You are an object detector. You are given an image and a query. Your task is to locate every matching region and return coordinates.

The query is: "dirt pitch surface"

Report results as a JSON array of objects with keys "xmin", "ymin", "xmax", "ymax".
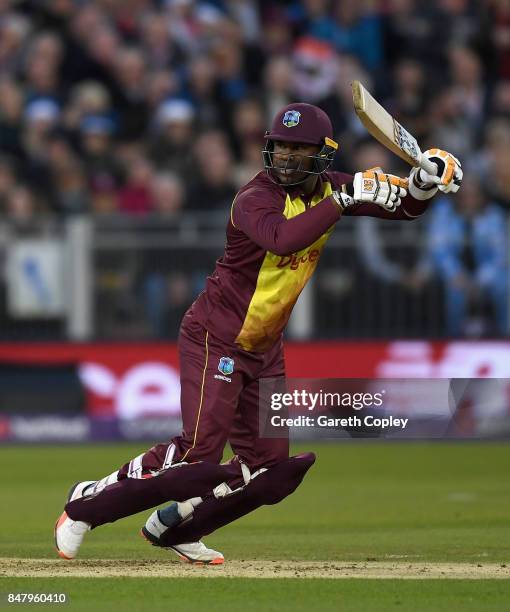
[{"xmin": 1, "ymin": 559, "xmax": 509, "ymax": 580}]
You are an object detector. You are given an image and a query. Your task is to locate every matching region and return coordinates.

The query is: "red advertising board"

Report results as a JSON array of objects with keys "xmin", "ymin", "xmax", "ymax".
[{"xmin": 1, "ymin": 341, "xmax": 510, "ymax": 418}]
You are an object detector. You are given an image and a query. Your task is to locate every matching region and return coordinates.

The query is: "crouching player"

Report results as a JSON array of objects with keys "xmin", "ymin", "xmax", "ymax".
[{"xmin": 55, "ymin": 103, "xmax": 462, "ymax": 564}]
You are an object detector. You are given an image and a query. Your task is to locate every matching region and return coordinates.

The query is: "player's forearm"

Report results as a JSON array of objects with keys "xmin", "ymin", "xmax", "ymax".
[
  {"xmin": 399, "ymin": 194, "xmax": 432, "ymax": 219},
  {"xmin": 254, "ymin": 197, "xmax": 341, "ymax": 256}
]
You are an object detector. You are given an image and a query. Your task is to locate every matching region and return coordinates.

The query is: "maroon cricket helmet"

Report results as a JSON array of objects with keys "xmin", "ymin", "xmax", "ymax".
[
  {"xmin": 264, "ymin": 102, "xmax": 334, "ymax": 145},
  {"xmin": 262, "ymin": 103, "xmax": 338, "ymax": 185}
]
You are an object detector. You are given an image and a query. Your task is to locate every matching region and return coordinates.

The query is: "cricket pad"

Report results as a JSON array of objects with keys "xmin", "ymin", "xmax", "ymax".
[{"xmin": 160, "ymin": 452, "xmax": 316, "ymax": 546}]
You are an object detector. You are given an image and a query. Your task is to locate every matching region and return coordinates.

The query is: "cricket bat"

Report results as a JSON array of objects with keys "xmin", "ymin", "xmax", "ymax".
[{"xmin": 352, "ymin": 80, "xmax": 437, "ymax": 176}]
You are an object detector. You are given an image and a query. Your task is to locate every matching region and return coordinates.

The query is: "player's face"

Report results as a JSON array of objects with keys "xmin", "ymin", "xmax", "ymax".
[{"xmin": 272, "ymin": 141, "xmax": 320, "ymax": 184}]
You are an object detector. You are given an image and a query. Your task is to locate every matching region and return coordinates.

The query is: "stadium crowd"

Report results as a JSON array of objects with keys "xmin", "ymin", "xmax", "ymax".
[{"xmin": 0, "ymin": 0, "xmax": 508, "ymax": 337}]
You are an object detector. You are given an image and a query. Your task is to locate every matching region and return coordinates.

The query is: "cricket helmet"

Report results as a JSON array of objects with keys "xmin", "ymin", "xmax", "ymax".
[{"xmin": 262, "ymin": 103, "xmax": 338, "ymax": 184}]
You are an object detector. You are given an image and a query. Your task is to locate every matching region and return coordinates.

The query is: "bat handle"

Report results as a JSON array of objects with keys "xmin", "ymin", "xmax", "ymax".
[{"xmin": 420, "ymin": 156, "xmax": 438, "ymax": 177}]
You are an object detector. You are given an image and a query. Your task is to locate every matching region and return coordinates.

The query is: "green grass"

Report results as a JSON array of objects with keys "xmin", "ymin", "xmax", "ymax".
[
  {"xmin": 1, "ymin": 578, "xmax": 510, "ymax": 612},
  {"xmin": 1, "ymin": 442, "xmax": 509, "ymax": 610}
]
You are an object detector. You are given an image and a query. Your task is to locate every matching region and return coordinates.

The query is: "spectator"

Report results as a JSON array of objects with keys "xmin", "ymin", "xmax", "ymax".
[
  {"xmin": 259, "ymin": 7, "xmax": 294, "ymax": 56},
  {"xmin": 148, "ymin": 99, "xmax": 196, "ymax": 180},
  {"xmin": 289, "ymin": 0, "xmax": 336, "ymax": 43},
  {"xmin": 21, "ymin": 99, "xmax": 61, "ymax": 199},
  {"xmin": 79, "ymin": 115, "xmax": 123, "ymax": 215},
  {"xmin": 210, "ymin": 38, "xmax": 248, "ymax": 110},
  {"xmin": 145, "ymin": 69, "xmax": 180, "ymax": 115},
  {"xmin": 5, "ymin": 186, "xmax": 42, "ymax": 233},
  {"xmin": 490, "ymin": 79, "xmax": 510, "ymax": 118},
  {"xmin": 468, "ymin": 117, "xmax": 510, "ymax": 209},
  {"xmin": 0, "ymin": 79, "xmax": 24, "ymax": 158},
  {"xmin": 231, "ymin": 98, "xmax": 265, "ymax": 185},
  {"xmin": 263, "ymin": 55, "xmax": 293, "ymax": 122},
  {"xmin": 187, "ymin": 130, "xmax": 237, "ymax": 211},
  {"xmin": 117, "ymin": 155, "xmax": 154, "ymax": 216},
  {"xmin": 141, "ymin": 11, "xmax": 186, "ymax": 70},
  {"xmin": 489, "ymin": 0, "xmax": 510, "ymax": 79},
  {"xmin": 63, "ymin": 81, "xmax": 112, "ymax": 133},
  {"xmin": 46, "ymin": 135, "xmax": 88, "ymax": 214},
  {"xmin": 225, "ymin": 0, "xmax": 261, "ymax": 44},
  {"xmin": 113, "ymin": 47, "xmax": 149, "ymax": 140},
  {"xmin": 291, "ymin": 36, "xmax": 339, "ymax": 104},
  {"xmin": 428, "ymin": 177, "xmax": 508, "ymax": 336},
  {"xmin": 354, "ymin": 142, "xmax": 430, "ymax": 293},
  {"xmin": 333, "ymin": 2, "xmax": 384, "ymax": 72},
  {"xmin": 382, "ymin": 1, "xmax": 447, "ymax": 75},
  {"xmin": 427, "ymin": 87, "xmax": 474, "ymax": 163},
  {"xmin": 151, "ymin": 172, "xmax": 185, "ymax": 217},
  {"xmin": 0, "ymin": 13, "xmax": 31, "ymax": 73},
  {"xmin": 184, "ymin": 55, "xmax": 222, "ymax": 128},
  {"xmin": 386, "ymin": 58, "xmax": 429, "ymax": 144},
  {"xmin": 165, "ymin": 0, "xmax": 208, "ymax": 55},
  {"xmin": 24, "ymin": 32, "xmax": 63, "ymax": 101},
  {"xmin": 231, "ymin": 98, "xmax": 265, "ymax": 154},
  {"xmin": 0, "ymin": 157, "xmax": 17, "ymax": 211},
  {"xmin": 448, "ymin": 46, "xmax": 487, "ymax": 147}
]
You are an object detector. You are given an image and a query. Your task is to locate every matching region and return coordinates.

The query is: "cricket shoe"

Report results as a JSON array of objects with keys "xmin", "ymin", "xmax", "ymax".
[
  {"xmin": 141, "ymin": 506, "xmax": 224, "ymax": 565},
  {"xmin": 54, "ymin": 480, "xmax": 95, "ymax": 560}
]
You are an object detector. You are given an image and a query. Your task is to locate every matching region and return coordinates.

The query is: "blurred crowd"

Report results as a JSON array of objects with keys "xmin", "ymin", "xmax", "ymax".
[{"xmin": 0, "ymin": 0, "xmax": 509, "ymax": 337}]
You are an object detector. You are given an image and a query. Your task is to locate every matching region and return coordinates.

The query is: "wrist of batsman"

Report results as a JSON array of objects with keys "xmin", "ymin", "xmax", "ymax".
[{"xmin": 331, "ymin": 190, "xmax": 354, "ymax": 211}]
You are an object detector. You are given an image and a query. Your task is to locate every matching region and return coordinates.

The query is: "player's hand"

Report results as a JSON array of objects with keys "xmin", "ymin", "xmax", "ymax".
[
  {"xmin": 352, "ymin": 169, "xmax": 408, "ymax": 212},
  {"xmin": 416, "ymin": 149, "xmax": 463, "ymax": 194}
]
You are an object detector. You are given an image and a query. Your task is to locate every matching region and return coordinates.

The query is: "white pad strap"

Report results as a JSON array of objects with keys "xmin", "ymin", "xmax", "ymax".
[
  {"xmin": 88, "ymin": 470, "xmax": 118, "ymax": 495},
  {"xmin": 212, "ymin": 462, "xmax": 267, "ymax": 499}
]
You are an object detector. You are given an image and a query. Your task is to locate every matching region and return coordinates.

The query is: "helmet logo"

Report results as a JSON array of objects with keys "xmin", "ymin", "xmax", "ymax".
[{"xmin": 282, "ymin": 110, "xmax": 301, "ymax": 128}]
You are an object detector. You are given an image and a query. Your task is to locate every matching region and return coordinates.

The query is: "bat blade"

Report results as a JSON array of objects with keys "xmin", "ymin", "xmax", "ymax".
[{"xmin": 352, "ymin": 80, "xmax": 436, "ymax": 175}]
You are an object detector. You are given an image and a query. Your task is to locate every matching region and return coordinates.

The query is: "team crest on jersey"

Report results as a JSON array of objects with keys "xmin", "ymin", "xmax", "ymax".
[
  {"xmin": 283, "ymin": 110, "xmax": 301, "ymax": 128},
  {"xmin": 218, "ymin": 357, "xmax": 234, "ymax": 375}
]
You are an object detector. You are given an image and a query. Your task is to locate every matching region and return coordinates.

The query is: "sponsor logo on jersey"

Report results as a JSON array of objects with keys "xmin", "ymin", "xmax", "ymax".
[
  {"xmin": 276, "ymin": 248, "xmax": 321, "ymax": 271},
  {"xmin": 218, "ymin": 356, "xmax": 234, "ymax": 375},
  {"xmin": 283, "ymin": 110, "xmax": 301, "ymax": 128}
]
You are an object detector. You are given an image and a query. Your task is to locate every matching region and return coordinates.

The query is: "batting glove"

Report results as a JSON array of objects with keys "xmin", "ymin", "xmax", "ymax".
[
  {"xmin": 409, "ymin": 149, "xmax": 463, "ymax": 200},
  {"xmin": 351, "ymin": 169, "xmax": 408, "ymax": 212}
]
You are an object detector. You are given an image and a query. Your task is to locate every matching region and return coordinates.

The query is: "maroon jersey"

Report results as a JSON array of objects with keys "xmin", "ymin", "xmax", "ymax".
[{"xmin": 188, "ymin": 170, "xmax": 428, "ymax": 353}]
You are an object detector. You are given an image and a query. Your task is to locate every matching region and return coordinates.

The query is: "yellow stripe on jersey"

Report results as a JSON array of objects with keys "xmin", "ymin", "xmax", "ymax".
[{"xmin": 235, "ymin": 181, "xmax": 335, "ymax": 352}]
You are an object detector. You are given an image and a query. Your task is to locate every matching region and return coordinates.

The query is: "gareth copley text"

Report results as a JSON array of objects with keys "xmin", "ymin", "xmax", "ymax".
[{"xmin": 270, "ymin": 414, "xmax": 409, "ymax": 430}]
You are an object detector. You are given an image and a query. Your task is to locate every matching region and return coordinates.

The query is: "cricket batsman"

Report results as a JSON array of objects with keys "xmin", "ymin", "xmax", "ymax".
[{"xmin": 55, "ymin": 103, "xmax": 462, "ymax": 564}]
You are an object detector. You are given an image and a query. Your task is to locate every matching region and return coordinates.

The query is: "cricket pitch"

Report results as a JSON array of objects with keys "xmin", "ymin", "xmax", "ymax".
[{"xmin": 1, "ymin": 558, "xmax": 509, "ymax": 579}]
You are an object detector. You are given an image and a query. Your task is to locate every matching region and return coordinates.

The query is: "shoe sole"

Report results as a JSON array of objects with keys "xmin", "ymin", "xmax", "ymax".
[
  {"xmin": 139, "ymin": 529, "xmax": 224, "ymax": 565},
  {"xmin": 169, "ymin": 547, "xmax": 225, "ymax": 565},
  {"xmin": 140, "ymin": 527, "xmax": 162, "ymax": 547}
]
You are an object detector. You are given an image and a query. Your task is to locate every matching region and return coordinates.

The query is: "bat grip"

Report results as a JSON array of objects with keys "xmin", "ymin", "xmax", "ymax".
[{"xmin": 420, "ymin": 156, "xmax": 438, "ymax": 176}]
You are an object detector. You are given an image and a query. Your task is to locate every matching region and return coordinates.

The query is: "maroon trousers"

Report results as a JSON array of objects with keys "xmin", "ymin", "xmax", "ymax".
[{"xmin": 119, "ymin": 314, "xmax": 289, "ymax": 478}]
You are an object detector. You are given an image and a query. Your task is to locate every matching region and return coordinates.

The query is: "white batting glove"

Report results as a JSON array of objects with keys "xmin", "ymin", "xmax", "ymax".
[
  {"xmin": 351, "ymin": 169, "xmax": 408, "ymax": 212},
  {"xmin": 410, "ymin": 149, "xmax": 463, "ymax": 200}
]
